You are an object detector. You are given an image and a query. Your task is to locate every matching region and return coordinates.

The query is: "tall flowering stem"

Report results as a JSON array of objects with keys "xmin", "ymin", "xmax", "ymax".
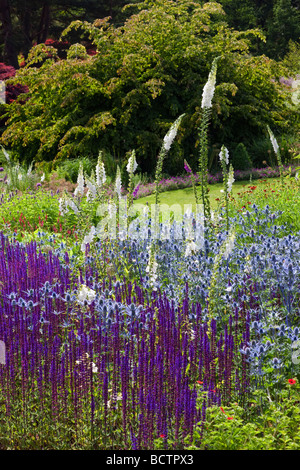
[
  {"xmin": 127, "ymin": 150, "xmax": 138, "ymax": 208},
  {"xmin": 219, "ymin": 146, "xmax": 234, "ymax": 232},
  {"xmin": 267, "ymin": 126, "xmax": 284, "ymax": 186},
  {"xmin": 155, "ymin": 114, "xmax": 185, "ymax": 206},
  {"xmin": 207, "ymin": 228, "xmax": 235, "ymax": 334},
  {"xmin": 198, "ymin": 57, "xmax": 220, "ymax": 225},
  {"xmin": 146, "ymin": 243, "xmax": 158, "ymax": 291},
  {"xmin": 114, "ymin": 165, "xmax": 122, "ymax": 230}
]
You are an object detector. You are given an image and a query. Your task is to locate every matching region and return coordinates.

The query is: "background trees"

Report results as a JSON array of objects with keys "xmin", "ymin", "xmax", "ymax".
[
  {"xmin": 0, "ymin": 0, "xmax": 140, "ymax": 67},
  {"xmin": 0, "ymin": 0, "xmax": 297, "ymax": 175},
  {"xmin": 1, "ymin": 0, "xmax": 300, "ymax": 67},
  {"xmin": 219, "ymin": 0, "xmax": 300, "ymax": 59}
]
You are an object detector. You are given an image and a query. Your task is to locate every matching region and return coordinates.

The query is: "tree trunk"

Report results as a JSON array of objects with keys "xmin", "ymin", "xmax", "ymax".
[
  {"xmin": 0, "ymin": 0, "xmax": 19, "ymax": 68},
  {"xmin": 37, "ymin": 1, "xmax": 50, "ymax": 44},
  {"xmin": 21, "ymin": 0, "xmax": 32, "ymax": 59}
]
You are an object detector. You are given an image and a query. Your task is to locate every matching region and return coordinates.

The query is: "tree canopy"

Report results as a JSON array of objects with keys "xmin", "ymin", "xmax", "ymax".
[{"xmin": 0, "ymin": 0, "xmax": 298, "ymax": 174}]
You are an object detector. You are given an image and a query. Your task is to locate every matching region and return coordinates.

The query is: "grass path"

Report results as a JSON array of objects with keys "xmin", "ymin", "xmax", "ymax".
[{"xmin": 134, "ymin": 178, "xmax": 281, "ymax": 211}]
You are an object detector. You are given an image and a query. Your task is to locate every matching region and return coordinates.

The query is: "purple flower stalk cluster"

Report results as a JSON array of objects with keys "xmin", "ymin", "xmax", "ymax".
[
  {"xmin": 0, "ymin": 233, "xmax": 249, "ymax": 449},
  {"xmin": 0, "ymin": 202, "xmax": 299, "ymax": 449}
]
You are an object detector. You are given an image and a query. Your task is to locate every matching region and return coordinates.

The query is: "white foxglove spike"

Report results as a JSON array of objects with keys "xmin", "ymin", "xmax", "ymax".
[
  {"xmin": 0, "ymin": 145, "xmax": 10, "ymax": 162},
  {"xmin": 115, "ymin": 165, "xmax": 122, "ymax": 197},
  {"xmin": 126, "ymin": 150, "xmax": 138, "ymax": 174},
  {"xmin": 219, "ymin": 145, "xmax": 229, "ymax": 165},
  {"xmin": 96, "ymin": 151, "xmax": 106, "ymax": 187},
  {"xmin": 74, "ymin": 162, "xmax": 85, "ymax": 196},
  {"xmin": 85, "ymin": 177, "xmax": 97, "ymax": 201},
  {"xmin": 201, "ymin": 57, "xmax": 220, "ymax": 109},
  {"xmin": 162, "ymin": 113, "xmax": 185, "ymax": 152},
  {"xmin": 223, "ymin": 230, "xmax": 235, "ymax": 260},
  {"xmin": 78, "ymin": 285, "xmax": 96, "ymax": 304},
  {"xmin": 267, "ymin": 126, "xmax": 279, "ymax": 155}
]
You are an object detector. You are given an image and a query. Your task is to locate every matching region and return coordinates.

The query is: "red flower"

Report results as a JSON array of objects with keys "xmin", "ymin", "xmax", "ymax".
[
  {"xmin": 227, "ymin": 417, "xmax": 233, "ymax": 420},
  {"xmin": 220, "ymin": 407, "xmax": 225, "ymax": 413},
  {"xmin": 288, "ymin": 379, "xmax": 297, "ymax": 385},
  {"xmin": 160, "ymin": 434, "xmax": 166, "ymax": 438},
  {"xmin": 197, "ymin": 380, "xmax": 203, "ymax": 384}
]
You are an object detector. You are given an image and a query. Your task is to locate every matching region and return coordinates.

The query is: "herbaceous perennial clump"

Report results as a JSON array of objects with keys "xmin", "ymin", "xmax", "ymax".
[
  {"xmin": 0, "ymin": 57, "xmax": 299, "ymax": 450},
  {"xmin": 0, "ymin": 200, "xmax": 299, "ymax": 449}
]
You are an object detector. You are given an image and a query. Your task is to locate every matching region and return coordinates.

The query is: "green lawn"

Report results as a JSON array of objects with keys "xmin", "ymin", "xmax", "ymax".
[{"xmin": 134, "ymin": 178, "xmax": 279, "ymax": 211}]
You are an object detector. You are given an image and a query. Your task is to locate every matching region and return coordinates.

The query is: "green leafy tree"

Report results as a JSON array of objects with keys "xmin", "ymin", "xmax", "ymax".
[
  {"xmin": 0, "ymin": 0, "xmax": 140, "ymax": 66},
  {"xmin": 0, "ymin": 0, "xmax": 297, "ymax": 173},
  {"xmin": 218, "ymin": 0, "xmax": 300, "ymax": 59}
]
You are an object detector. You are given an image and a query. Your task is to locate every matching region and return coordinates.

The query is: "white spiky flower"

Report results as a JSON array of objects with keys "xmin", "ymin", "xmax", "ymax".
[
  {"xmin": 40, "ymin": 173, "xmax": 45, "ymax": 182},
  {"xmin": 18, "ymin": 172, "xmax": 22, "ymax": 181},
  {"xmin": 185, "ymin": 240, "xmax": 198, "ymax": 257},
  {"xmin": 81, "ymin": 225, "xmax": 96, "ymax": 253},
  {"xmin": 126, "ymin": 150, "xmax": 138, "ymax": 174},
  {"xmin": 107, "ymin": 200, "xmax": 117, "ymax": 218},
  {"xmin": 66, "ymin": 197, "xmax": 79, "ymax": 214},
  {"xmin": 74, "ymin": 162, "xmax": 85, "ymax": 196},
  {"xmin": 27, "ymin": 162, "xmax": 33, "ymax": 176},
  {"xmin": 146, "ymin": 244, "xmax": 158, "ymax": 289},
  {"xmin": 85, "ymin": 177, "xmax": 97, "ymax": 201},
  {"xmin": 219, "ymin": 145, "xmax": 229, "ymax": 165},
  {"xmin": 267, "ymin": 126, "xmax": 279, "ymax": 155},
  {"xmin": 96, "ymin": 152, "xmax": 106, "ymax": 187},
  {"xmin": 59, "ymin": 194, "xmax": 79, "ymax": 214},
  {"xmin": 115, "ymin": 165, "xmax": 122, "ymax": 198},
  {"xmin": 227, "ymin": 164, "xmax": 235, "ymax": 193},
  {"xmin": 201, "ymin": 57, "xmax": 219, "ymax": 109},
  {"xmin": 162, "ymin": 113, "xmax": 185, "ymax": 152},
  {"xmin": 77, "ymin": 284, "xmax": 96, "ymax": 304},
  {"xmin": 223, "ymin": 230, "xmax": 235, "ymax": 260},
  {"xmin": 0, "ymin": 145, "xmax": 10, "ymax": 162},
  {"xmin": 58, "ymin": 196, "xmax": 68, "ymax": 215}
]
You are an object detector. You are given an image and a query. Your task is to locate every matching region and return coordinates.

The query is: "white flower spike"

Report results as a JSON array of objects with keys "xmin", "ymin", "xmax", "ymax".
[
  {"xmin": 267, "ymin": 126, "xmax": 279, "ymax": 156},
  {"xmin": 74, "ymin": 162, "xmax": 85, "ymax": 196},
  {"xmin": 163, "ymin": 113, "xmax": 185, "ymax": 152},
  {"xmin": 201, "ymin": 57, "xmax": 220, "ymax": 109},
  {"xmin": 126, "ymin": 150, "xmax": 138, "ymax": 174}
]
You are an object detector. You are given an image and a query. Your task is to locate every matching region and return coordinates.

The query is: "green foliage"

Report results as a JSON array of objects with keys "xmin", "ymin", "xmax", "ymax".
[
  {"xmin": 0, "ymin": 1, "xmax": 296, "ymax": 175},
  {"xmin": 67, "ymin": 43, "xmax": 88, "ymax": 60},
  {"xmin": 0, "ymin": 146, "xmax": 41, "ymax": 191},
  {"xmin": 247, "ymin": 137, "xmax": 276, "ymax": 167},
  {"xmin": 186, "ymin": 384, "xmax": 300, "ymax": 450},
  {"xmin": 0, "ymin": 190, "xmax": 61, "ymax": 233},
  {"xmin": 281, "ymin": 40, "xmax": 300, "ymax": 75},
  {"xmin": 218, "ymin": 0, "xmax": 300, "ymax": 60},
  {"xmin": 232, "ymin": 143, "xmax": 252, "ymax": 170},
  {"xmin": 232, "ymin": 176, "xmax": 300, "ymax": 231},
  {"xmin": 55, "ymin": 156, "xmax": 97, "ymax": 183}
]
